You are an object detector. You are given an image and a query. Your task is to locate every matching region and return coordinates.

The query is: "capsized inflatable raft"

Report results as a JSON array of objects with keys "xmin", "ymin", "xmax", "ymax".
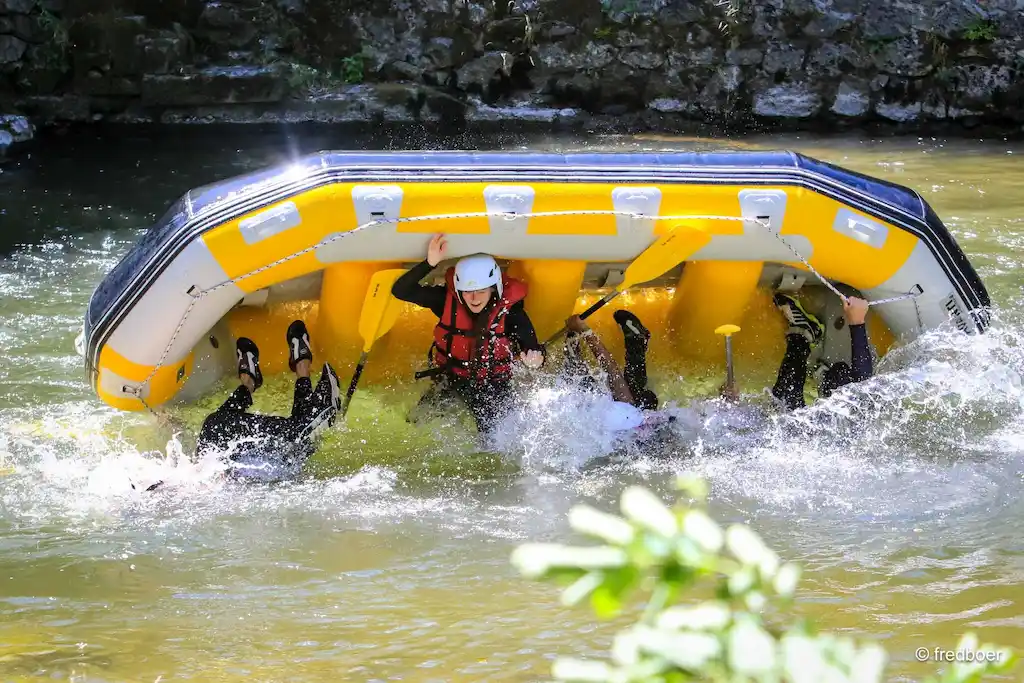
[{"xmin": 80, "ymin": 151, "xmax": 990, "ymax": 412}]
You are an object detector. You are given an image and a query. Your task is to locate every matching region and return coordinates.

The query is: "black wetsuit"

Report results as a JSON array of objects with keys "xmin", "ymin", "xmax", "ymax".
[
  {"xmin": 623, "ymin": 336, "xmax": 659, "ymax": 411},
  {"xmin": 195, "ymin": 377, "xmax": 328, "ymax": 478},
  {"xmin": 562, "ymin": 329, "xmax": 659, "ymax": 411},
  {"xmin": 392, "ymin": 259, "xmax": 544, "ymax": 433},
  {"xmin": 561, "ymin": 322, "xmax": 676, "ymax": 459},
  {"xmin": 770, "ymin": 323, "xmax": 873, "ymax": 411}
]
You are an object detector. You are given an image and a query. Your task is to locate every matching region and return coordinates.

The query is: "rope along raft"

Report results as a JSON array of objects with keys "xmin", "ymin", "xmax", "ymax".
[{"xmin": 133, "ymin": 210, "xmax": 924, "ymax": 398}]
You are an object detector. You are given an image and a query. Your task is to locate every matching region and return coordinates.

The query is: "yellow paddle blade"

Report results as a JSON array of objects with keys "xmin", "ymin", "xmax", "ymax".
[
  {"xmin": 358, "ymin": 269, "xmax": 407, "ymax": 353},
  {"xmin": 619, "ymin": 226, "xmax": 712, "ymax": 291},
  {"xmin": 715, "ymin": 324, "xmax": 741, "ymax": 336}
]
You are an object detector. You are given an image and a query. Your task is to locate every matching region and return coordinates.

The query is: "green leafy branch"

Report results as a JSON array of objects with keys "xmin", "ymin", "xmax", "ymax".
[
  {"xmin": 283, "ymin": 49, "xmax": 366, "ymax": 96},
  {"xmin": 338, "ymin": 54, "xmax": 364, "ymax": 84},
  {"xmin": 511, "ymin": 476, "xmax": 1017, "ymax": 683},
  {"xmin": 962, "ymin": 18, "xmax": 997, "ymax": 42}
]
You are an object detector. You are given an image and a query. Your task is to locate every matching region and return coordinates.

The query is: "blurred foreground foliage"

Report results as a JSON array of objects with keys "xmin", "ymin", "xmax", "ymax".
[{"xmin": 511, "ymin": 476, "xmax": 1017, "ymax": 683}]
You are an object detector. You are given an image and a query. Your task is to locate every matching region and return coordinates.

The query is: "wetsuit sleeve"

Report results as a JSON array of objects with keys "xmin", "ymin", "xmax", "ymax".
[
  {"xmin": 849, "ymin": 323, "xmax": 873, "ymax": 382},
  {"xmin": 506, "ymin": 302, "xmax": 545, "ymax": 362},
  {"xmin": 392, "ymin": 260, "xmax": 446, "ymax": 318}
]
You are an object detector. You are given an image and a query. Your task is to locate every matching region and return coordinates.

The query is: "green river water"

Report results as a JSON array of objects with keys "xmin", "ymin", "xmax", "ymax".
[{"xmin": 0, "ymin": 127, "xmax": 1022, "ymax": 682}]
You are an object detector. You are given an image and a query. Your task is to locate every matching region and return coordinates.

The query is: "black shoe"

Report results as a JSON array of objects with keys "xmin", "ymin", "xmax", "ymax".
[
  {"xmin": 286, "ymin": 320, "xmax": 313, "ymax": 372},
  {"xmin": 773, "ymin": 293, "xmax": 824, "ymax": 347},
  {"xmin": 613, "ymin": 310, "xmax": 651, "ymax": 349},
  {"xmin": 305, "ymin": 363, "xmax": 342, "ymax": 433},
  {"xmin": 319, "ymin": 362, "xmax": 342, "ymax": 414},
  {"xmin": 236, "ymin": 337, "xmax": 263, "ymax": 390}
]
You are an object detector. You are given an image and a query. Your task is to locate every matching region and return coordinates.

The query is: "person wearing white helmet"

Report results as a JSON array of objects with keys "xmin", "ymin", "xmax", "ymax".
[
  {"xmin": 392, "ymin": 233, "xmax": 545, "ymax": 433},
  {"xmin": 563, "ymin": 312, "xmax": 657, "ymax": 409},
  {"xmin": 560, "ymin": 312, "xmax": 676, "ymax": 448}
]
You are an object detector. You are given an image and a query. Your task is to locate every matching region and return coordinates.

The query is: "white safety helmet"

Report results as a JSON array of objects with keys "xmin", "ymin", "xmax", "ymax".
[{"xmin": 454, "ymin": 254, "xmax": 503, "ymax": 299}]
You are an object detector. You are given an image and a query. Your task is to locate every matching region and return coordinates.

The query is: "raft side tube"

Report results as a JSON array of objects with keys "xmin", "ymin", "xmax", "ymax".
[
  {"xmin": 85, "ymin": 151, "xmax": 986, "ymax": 344},
  {"xmin": 81, "ymin": 151, "xmax": 990, "ymax": 412}
]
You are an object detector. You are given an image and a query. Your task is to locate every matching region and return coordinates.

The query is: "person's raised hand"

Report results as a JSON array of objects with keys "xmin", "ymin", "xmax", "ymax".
[
  {"xmin": 427, "ymin": 233, "xmax": 447, "ymax": 267},
  {"xmin": 843, "ymin": 296, "xmax": 869, "ymax": 326},
  {"xmin": 565, "ymin": 315, "xmax": 589, "ymax": 334},
  {"xmin": 521, "ymin": 349, "xmax": 544, "ymax": 369}
]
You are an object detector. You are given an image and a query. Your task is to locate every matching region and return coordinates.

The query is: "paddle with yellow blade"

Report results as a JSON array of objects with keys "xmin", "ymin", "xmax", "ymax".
[
  {"xmin": 339, "ymin": 268, "xmax": 407, "ymax": 419},
  {"xmin": 715, "ymin": 323, "xmax": 741, "ymax": 402},
  {"xmin": 542, "ymin": 225, "xmax": 712, "ymax": 345}
]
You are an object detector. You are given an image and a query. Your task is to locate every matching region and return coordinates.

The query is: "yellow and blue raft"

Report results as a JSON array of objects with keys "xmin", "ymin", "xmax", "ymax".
[{"xmin": 78, "ymin": 150, "xmax": 990, "ymax": 412}]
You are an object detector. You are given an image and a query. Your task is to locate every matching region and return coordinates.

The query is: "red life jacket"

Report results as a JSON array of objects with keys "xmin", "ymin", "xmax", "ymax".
[{"xmin": 432, "ymin": 268, "xmax": 529, "ymax": 382}]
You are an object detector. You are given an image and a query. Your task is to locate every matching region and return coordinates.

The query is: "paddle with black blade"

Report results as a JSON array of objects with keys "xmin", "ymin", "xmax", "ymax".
[
  {"xmin": 542, "ymin": 226, "xmax": 712, "ymax": 345},
  {"xmin": 339, "ymin": 268, "xmax": 408, "ymax": 419}
]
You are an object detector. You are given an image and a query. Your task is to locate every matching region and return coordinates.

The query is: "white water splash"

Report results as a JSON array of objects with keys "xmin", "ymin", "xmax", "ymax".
[
  {"xmin": 1, "ymin": 308, "xmax": 1022, "ymax": 537},
  {"xmin": 487, "ymin": 383, "xmax": 640, "ymax": 470},
  {"xmin": 671, "ymin": 314, "xmax": 1024, "ymax": 522},
  {"xmin": 468, "ymin": 310, "xmax": 1024, "ymax": 530}
]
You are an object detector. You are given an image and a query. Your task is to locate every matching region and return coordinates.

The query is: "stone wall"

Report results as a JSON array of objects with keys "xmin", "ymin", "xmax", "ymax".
[{"xmin": 1, "ymin": 0, "xmax": 1023, "ymax": 135}]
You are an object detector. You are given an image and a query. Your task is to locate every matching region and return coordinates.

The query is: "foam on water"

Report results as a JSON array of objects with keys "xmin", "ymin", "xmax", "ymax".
[
  {"xmin": 5, "ymin": 131, "xmax": 1024, "ymax": 683},
  {"xmin": 3, "ymin": 308, "xmax": 1023, "ymax": 530},
  {"xmin": 487, "ymin": 380, "xmax": 646, "ymax": 470},
  {"xmin": 2, "ymin": 221, "xmax": 1018, "ymax": 548},
  {"xmin": 471, "ymin": 309, "xmax": 1024, "ymax": 536}
]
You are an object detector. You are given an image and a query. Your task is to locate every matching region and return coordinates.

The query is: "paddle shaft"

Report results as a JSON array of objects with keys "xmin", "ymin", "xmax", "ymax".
[
  {"xmin": 724, "ymin": 335, "xmax": 735, "ymax": 389},
  {"xmin": 543, "ymin": 290, "xmax": 619, "ymax": 345},
  {"xmin": 340, "ymin": 351, "xmax": 369, "ymax": 417}
]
